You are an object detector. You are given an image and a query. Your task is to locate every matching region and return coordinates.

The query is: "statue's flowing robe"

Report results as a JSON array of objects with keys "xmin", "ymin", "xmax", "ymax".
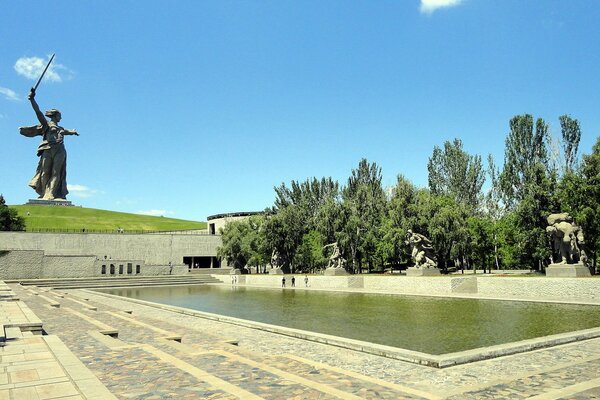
[{"xmin": 19, "ymin": 124, "xmax": 68, "ymax": 199}]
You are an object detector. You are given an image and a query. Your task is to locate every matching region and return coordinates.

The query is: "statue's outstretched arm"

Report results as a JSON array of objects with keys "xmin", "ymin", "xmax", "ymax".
[
  {"xmin": 28, "ymin": 89, "xmax": 48, "ymax": 128},
  {"xmin": 64, "ymin": 129, "xmax": 79, "ymax": 136}
]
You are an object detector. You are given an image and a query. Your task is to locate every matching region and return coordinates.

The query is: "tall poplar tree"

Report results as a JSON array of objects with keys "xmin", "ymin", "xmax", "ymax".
[
  {"xmin": 559, "ymin": 114, "xmax": 581, "ymax": 173},
  {"xmin": 427, "ymin": 138, "xmax": 485, "ymax": 211}
]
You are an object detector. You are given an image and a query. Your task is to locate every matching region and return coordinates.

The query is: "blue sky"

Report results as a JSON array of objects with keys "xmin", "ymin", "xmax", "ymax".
[{"xmin": 1, "ymin": 1, "xmax": 599, "ymax": 221}]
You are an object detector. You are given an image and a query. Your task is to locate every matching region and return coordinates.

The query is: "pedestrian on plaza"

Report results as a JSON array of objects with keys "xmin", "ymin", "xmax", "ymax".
[
  {"xmin": 168, "ymin": 261, "xmax": 173, "ymax": 275},
  {"xmin": 291, "ymin": 276, "xmax": 295, "ymax": 287},
  {"xmin": 282, "ymin": 277, "xmax": 286, "ymax": 287},
  {"xmin": 304, "ymin": 275, "xmax": 309, "ymax": 287}
]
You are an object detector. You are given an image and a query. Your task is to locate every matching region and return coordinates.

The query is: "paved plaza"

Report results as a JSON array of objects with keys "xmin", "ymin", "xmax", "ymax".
[{"xmin": 2, "ymin": 283, "xmax": 600, "ymax": 399}]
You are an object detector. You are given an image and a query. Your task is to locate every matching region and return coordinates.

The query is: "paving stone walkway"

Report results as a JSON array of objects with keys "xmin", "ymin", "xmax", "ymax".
[{"xmin": 6, "ymin": 284, "xmax": 600, "ymax": 399}]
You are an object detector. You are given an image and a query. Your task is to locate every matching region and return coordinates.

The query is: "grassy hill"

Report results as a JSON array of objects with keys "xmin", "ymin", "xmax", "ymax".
[{"xmin": 11, "ymin": 205, "xmax": 207, "ymax": 232}]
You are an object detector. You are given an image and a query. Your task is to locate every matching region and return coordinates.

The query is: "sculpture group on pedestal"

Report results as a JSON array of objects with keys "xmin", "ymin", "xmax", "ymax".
[
  {"xmin": 545, "ymin": 213, "xmax": 591, "ymax": 277},
  {"xmin": 404, "ymin": 230, "xmax": 440, "ymax": 276},
  {"xmin": 268, "ymin": 249, "xmax": 284, "ymax": 274},
  {"xmin": 405, "ymin": 230, "xmax": 437, "ymax": 269},
  {"xmin": 546, "ymin": 213, "xmax": 588, "ymax": 265},
  {"xmin": 323, "ymin": 242, "xmax": 349, "ymax": 275}
]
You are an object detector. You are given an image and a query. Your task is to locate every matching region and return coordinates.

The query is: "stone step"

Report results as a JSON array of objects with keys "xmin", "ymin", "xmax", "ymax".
[
  {"xmin": 44, "ymin": 280, "xmax": 220, "ymax": 290},
  {"xmin": 17, "ymin": 276, "xmax": 220, "ymax": 285},
  {"xmin": 17, "ymin": 277, "xmax": 221, "ymax": 289}
]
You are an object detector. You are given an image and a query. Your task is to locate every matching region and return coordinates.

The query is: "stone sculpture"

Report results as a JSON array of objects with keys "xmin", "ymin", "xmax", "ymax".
[
  {"xmin": 324, "ymin": 242, "xmax": 346, "ymax": 270},
  {"xmin": 269, "ymin": 249, "xmax": 284, "ymax": 274},
  {"xmin": 546, "ymin": 213, "xmax": 587, "ymax": 265},
  {"xmin": 405, "ymin": 230, "xmax": 437, "ymax": 269},
  {"xmin": 20, "ymin": 88, "xmax": 79, "ymax": 201},
  {"xmin": 323, "ymin": 242, "xmax": 349, "ymax": 275}
]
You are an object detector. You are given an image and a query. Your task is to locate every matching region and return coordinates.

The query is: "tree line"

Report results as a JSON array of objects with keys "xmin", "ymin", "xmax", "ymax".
[
  {"xmin": 218, "ymin": 113, "xmax": 600, "ymax": 274},
  {"xmin": 0, "ymin": 195, "xmax": 25, "ymax": 231}
]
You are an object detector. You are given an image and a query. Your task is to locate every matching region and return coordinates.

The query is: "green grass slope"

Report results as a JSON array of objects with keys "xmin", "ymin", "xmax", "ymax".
[{"xmin": 11, "ymin": 205, "xmax": 207, "ymax": 232}]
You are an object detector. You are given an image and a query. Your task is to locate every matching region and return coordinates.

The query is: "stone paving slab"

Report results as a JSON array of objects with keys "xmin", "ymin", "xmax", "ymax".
[
  {"xmin": 0, "ymin": 334, "xmax": 115, "ymax": 400},
  {"xmin": 5, "ymin": 282, "xmax": 600, "ymax": 399},
  {"xmin": 79, "ymin": 286, "xmax": 600, "ymax": 399}
]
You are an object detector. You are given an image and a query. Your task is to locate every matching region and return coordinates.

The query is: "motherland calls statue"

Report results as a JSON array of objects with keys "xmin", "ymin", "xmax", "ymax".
[
  {"xmin": 19, "ymin": 55, "xmax": 79, "ymax": 202},
  {"xmin": 546, "ymin": 213, "xmax": 587, "ymax": 265},
  {"xmin": 405, "ymin": 230, "xmax": 437, "ymax": 269}
]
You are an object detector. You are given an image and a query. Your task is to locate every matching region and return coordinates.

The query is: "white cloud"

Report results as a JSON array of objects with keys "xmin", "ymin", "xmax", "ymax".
[
  {"xmin": 14, "ymin": 55, "xmax": 73, "ymax": 83},
  {"xmin": 420, "ymin": 0, "xmax": 462, "ymax": 14},
  {"xmin": 68, "ymin": 184, "xmax": 98, "ymax": 198},
  {"xmin": 0, "ymin": 86, "xmax": 20, "ymax": 101},
  {"xmin": 136, "ymin": 209, "xmax": 175, "ymax": 217}
]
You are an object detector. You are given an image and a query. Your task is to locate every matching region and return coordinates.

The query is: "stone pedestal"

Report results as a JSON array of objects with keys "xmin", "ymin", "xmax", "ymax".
[
  {"xmin": 545, "ymin": 263, "xmax": 591, "ymax": 277},
  {"xmin": 324, "ymin": 267, "xmax": 349, "ymax": 276},
  {"xmin": 230, "ymin": 269, "xmax": 242, "ymax": 275},
  {"xmin": 269, "ymin": 267, "xmax": 284, "ymax": 275},
  {"xmin": 405, "ymin": 267, "xmax": 441, "ymax": 277},
  {"xmin": 26, "ymin": 199, "xmax": 74, "ymax": 207}
]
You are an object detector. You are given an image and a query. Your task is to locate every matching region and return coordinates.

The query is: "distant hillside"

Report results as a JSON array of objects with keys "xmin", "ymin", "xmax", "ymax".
[{"xmin": 11, "ymin": 205, "xmax": 207, "ymax": 232}]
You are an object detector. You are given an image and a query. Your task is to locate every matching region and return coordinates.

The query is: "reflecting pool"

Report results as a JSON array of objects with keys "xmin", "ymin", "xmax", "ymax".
[{"xmin": 100, "ymin": 285, "xmax": 600, "ymax": 354}]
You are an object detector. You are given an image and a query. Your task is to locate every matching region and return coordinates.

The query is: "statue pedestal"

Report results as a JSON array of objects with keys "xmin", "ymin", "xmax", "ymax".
[
  {"xmin": 324, "ymin": 267, "xmax": 349, "ymax": 276},
  {"xmin": 26, "ymin": 199, "xmax": 74, "ymax": 207},
  {"xmin": 269, "ymin": 267, "xmax": 284, "ymax": 275},
  {"xmin": 406, "ymin": 267, "xmax": 441, "ymax": 277},
  {"xmin": 545, "ymin": 263, "xmax": 591, "ymax": 277}
]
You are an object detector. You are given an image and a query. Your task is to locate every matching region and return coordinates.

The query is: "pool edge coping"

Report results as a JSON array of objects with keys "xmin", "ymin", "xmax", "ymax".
[{"xmin": 81, "ymin": 288, "xmax": 600, "ymax": 368}]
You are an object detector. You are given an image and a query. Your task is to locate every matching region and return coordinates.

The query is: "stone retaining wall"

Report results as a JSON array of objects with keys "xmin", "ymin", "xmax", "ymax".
[
  {"xmin": 43, "ymin": 255, "xmax": 96, "ymax": 278},
  {"xmin": 0, "ymin": 250, "xmax": 43, "ymax": 279},
  {"xmin": 476, "ymin": 277, "xmax": 600, "ymax": 301},
  {"xmin": 0, "ymin": 231, "xmax": 222, "ymax": 265},
  {"xmin": 226, "ymin": 274, "xmax": 600, "ymax": 303},
  {"xmin": 0, "ymin": 250, "xmax": 188, "ymax": 279}
]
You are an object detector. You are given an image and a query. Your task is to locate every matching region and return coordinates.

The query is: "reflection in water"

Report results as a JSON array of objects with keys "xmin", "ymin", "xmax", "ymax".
[{"xmin": 99, "ymin": 285, "xmax": 600, "ymax": 354}]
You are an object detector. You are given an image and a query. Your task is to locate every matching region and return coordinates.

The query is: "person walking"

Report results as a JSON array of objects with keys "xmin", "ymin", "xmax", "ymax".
[
  {"xmin": 282, "ymin": 277, "xmax": 286, "ymax": 287},
  {"xmin": 304, "ymin": 275, "xmax": 309, "ymax": 287},
  {"xmin": 291, "ymin": 276, "xmax": 295, "ymax": 287}
]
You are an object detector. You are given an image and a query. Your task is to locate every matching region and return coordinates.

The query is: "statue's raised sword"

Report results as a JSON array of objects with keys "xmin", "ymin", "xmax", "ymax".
[{"xmin": 32, "ymin": 53, "xmax": 55, "ymax": 92}]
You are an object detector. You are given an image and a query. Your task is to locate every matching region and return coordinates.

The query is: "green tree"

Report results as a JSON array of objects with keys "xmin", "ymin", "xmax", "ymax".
[
  {"xmin": 557, "ymin": 137, "xmax": 600, "ymax": 272},
  {"xmin": 498, "ymin": 115, "xmax": 556, "ymax": 270},
  {"xmin": 484, "ymin": 154, "xmax": 504, "ymax": 270},
  {"xmin": 427, "ymin": 195, "xmax": 469, "ymax": 271},
  {"xmin": 243, "ymin": 215, "xmax": 268, "ymax": 274},
  {"xmin": 262, "ymin": 205, "xmax": 305, "ymax": 273},
  {"xmin": 513, "ymin": 163, "xmax": 556, "ymax": 270},
  {"xmin": 466, "ymin": 216, "xmax": 495, "ymax": 273},
  {"xmin": 265, "ymin": 177, "xmax": 340, "ymax": 273},
  {"xmin": 0, "ymin": 195, "xmax": 25, "ymax": 231},
  {"xmin": 217, "ymin": 220, "xmax": 251, "ymax": 270},
  {"xmin": 341, "ymin": 159, "xmax": 386, "ymax": 273},
  {"xmin": 295, "ymin": 230, "xmax": 327, "ymax": 272},
  {"xmin": 427, "ymin": 138, "xmax": 485, "ymax": 211},
  {"xmin": 499, "ymin": 114, "xmax": 549, "ymax": 208},
  {"xmin": 559, "ymin": 114, "xmax": 582, "ymax": 173},
  {"xmin": 380, "ymin": 175, "xmax": 419, "ymax": 268}
]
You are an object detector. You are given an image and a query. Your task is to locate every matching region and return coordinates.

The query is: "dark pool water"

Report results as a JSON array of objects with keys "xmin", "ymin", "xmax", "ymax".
[{"xmin": 99, "ymin": 285, "xmax": 600, "ymax": 354}]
